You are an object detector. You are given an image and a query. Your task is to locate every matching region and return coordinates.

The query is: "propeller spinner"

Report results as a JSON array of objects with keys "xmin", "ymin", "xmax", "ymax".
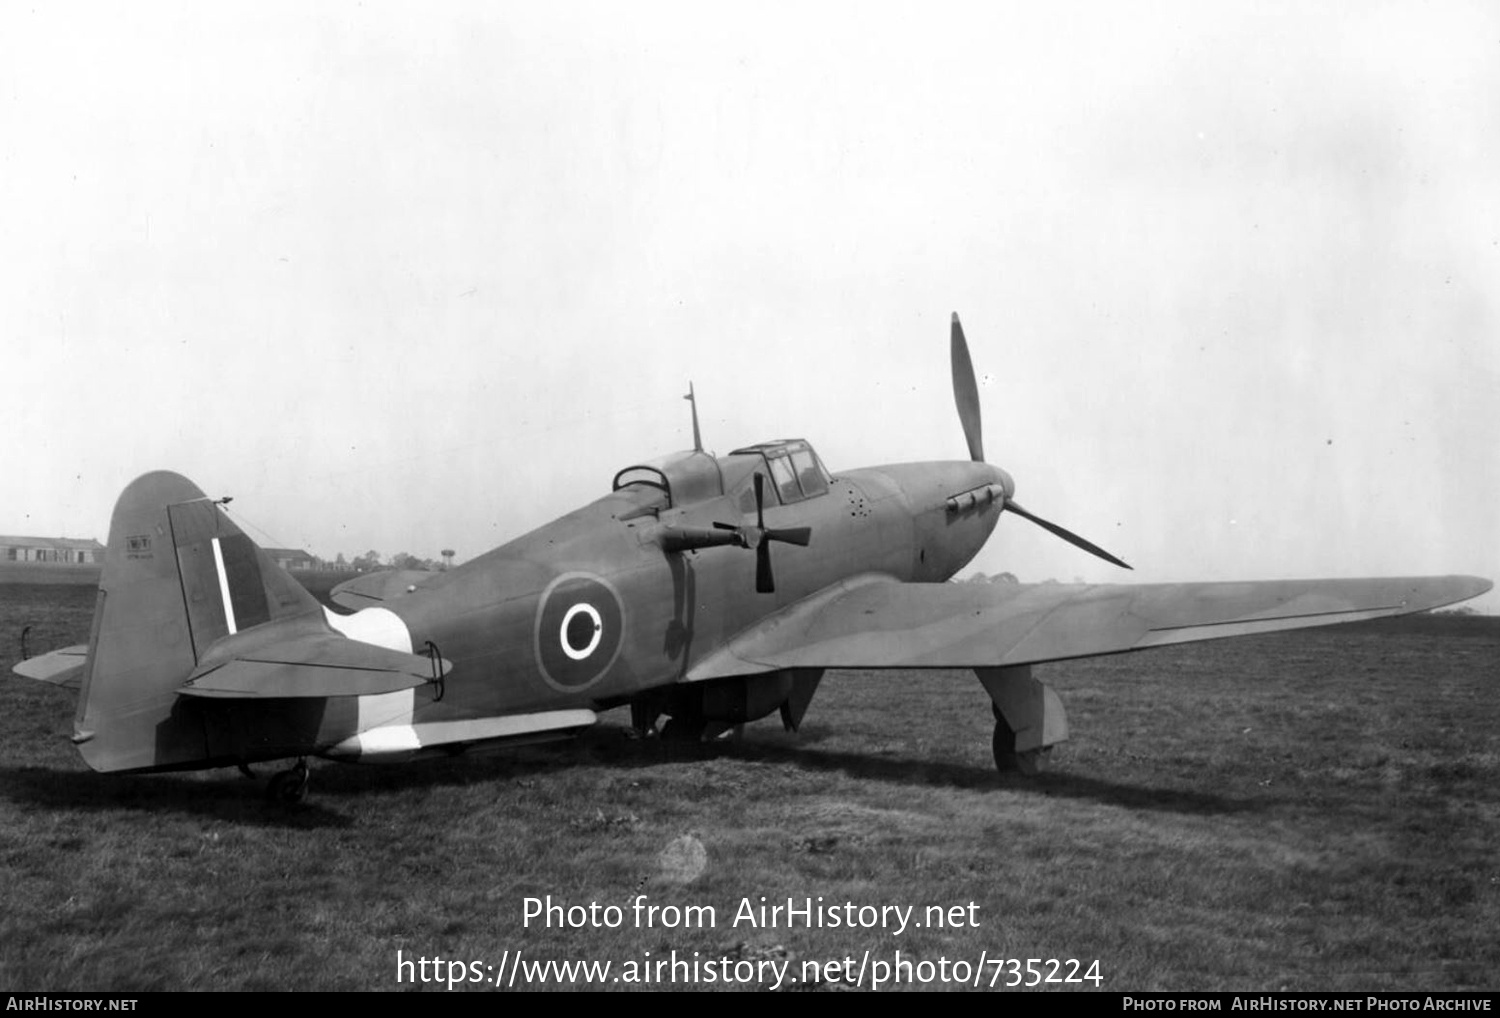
[{"xmin": 950, "ymin": 313, "xmax": 1131, "ymax": 571}]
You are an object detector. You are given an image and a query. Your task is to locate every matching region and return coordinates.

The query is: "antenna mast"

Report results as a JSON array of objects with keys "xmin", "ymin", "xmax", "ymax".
[{"xmin": 684, "ymin": 382, "xmax": 703, "ymax": 452}]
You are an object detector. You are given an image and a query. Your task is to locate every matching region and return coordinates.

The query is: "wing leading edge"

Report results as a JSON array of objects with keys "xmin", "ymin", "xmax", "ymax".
[{"xmin": 687, "ymin": 574, "xmax": 1492, "ymax": 679}]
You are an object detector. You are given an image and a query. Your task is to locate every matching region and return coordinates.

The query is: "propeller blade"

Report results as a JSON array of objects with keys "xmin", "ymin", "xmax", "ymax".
[
  {"xmin": 951, "ymin": 312, "xmax": 984, "ymax": 463},
  {"xmin": 737, "ymin": 472, "xmax": 809, "ymax": 592},
  {"xmin": 765, "ymin": 527, "xmax": 811, "ymax": 547},
  {"xmin": 1005, "ymin": 501, "xmax": 1133, "ymax": 570}
]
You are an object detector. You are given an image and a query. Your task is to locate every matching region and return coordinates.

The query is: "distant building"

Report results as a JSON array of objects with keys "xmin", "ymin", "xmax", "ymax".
[
  {"xmin": 262, "ymin": 548, "xmax": 318, "ymax": 571},
  {"xmin": 0, "ymin": 536, "xmax": 104, "ymax": 564}
]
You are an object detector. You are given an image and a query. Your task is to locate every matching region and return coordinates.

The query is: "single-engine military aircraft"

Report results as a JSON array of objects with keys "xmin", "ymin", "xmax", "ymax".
[{"xmin": 13, "ymin": 315, "xmax": 1492, "ymax": 800}]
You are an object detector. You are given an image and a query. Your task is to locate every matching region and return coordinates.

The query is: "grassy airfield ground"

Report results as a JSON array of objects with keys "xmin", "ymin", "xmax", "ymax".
[{"xmin": 0, "ymin": 583, "xmax": 1496, "ymax": 992}]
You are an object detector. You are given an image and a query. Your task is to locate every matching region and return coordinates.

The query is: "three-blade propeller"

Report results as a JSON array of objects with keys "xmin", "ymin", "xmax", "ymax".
[
  {"xmin": 712, "ymin": 473, "xmax": 812, "ymax": 593},
  {"xmin": 951, "ymin": 313, "xmax": 1131, "ymax": 571}
]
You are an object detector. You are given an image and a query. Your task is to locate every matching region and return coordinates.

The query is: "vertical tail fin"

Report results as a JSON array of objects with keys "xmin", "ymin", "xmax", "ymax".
[{"xmin": 75, "ymin": 471, "xmax": 321, "ymax": 772}]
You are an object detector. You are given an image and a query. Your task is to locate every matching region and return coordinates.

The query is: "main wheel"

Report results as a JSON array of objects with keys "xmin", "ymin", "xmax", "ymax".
[
  {"xmin": 991, "ymin": 717, "xmax": 1017, "ymax": 773},
  {"xmin": 703, "ymin": 722, "xmax": 745, "ymax": 743},
  {"xmin": 266, "ymin": 760, "xmax": 310, "ymax": 803},
  {"xmin": 1014, "ymin": 746, "xmax": 1050, "ymax": 776},
  {"xmin": 991, "ymin": 719, "xmax": 1050, "ymax": 775},
  {"xmin": 659, "ymin": 716, "xmax": 707, "ymax": 743}
]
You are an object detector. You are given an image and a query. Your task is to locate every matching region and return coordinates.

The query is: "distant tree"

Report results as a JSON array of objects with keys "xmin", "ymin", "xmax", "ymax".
[
  {"xmin": 390, "ymin": 552, "xmax": 433, "ymax": 572},
  {"xmin": 352, "ymin": 550, "xmax": 383, "ymax": 573},
  {"xmin": 334, "ymin": 552, "xmax": 348, "ymax": 569},
  {"xmin": 961, "ymin": 572, "xmax": 1018, "ymax": 585}
]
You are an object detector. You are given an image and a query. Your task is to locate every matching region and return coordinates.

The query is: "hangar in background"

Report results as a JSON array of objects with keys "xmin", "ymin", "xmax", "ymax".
[{"xmin": 1, "ymin": 536, "xmax": 103, "ymax": 565}]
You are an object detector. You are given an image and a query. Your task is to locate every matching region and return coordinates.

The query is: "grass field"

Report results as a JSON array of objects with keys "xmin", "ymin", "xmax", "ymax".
[{"xmin": 1, "ymin": 583, "xmax": 1496, "ymax": 991}]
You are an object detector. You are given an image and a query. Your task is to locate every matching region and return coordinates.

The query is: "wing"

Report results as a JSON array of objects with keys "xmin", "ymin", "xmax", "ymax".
[
  {"xmin": 12, "ymin": 645, "xmax": 89, "ymax": 690},
  {"xmin": 687, "ymin": 574, "xmax": 1492, "ymax": 679}
]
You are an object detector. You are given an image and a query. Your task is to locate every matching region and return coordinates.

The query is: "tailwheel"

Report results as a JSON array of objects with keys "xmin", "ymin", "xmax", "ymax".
[{"xmin": 266, "ymin": 759, "xmax": 310, "ymax": 804}]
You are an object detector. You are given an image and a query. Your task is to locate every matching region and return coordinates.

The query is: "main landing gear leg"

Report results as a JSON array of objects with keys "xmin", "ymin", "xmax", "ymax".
[
  {"xmin": 266, "ymin": 759, "xmax": 310, "ymax": 804},
  {"xmin": 976, "ymin": 665, "xmax": 1068, "ymax": 776}
]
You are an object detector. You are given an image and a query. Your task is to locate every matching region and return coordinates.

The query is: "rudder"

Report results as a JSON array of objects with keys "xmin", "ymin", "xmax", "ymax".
[{"xmin": 75, "ymin": 471, "xmax": 322, "ymax": 772}]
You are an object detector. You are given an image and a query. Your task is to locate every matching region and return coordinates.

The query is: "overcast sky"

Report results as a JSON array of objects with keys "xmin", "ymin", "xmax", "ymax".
[{"xmin": 3, "ymin": 3, "xmax": 1497, "ymax": 612}]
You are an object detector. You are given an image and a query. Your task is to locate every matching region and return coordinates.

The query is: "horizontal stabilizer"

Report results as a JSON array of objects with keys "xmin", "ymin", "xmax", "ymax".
[
  {"xmin": 179, "ymin": 631, "xmax": 448, "ymax": 699},
  {"xmin": 325, "ymin": 709, "xmax": 598, "ymax": 762},
  {"xmin": 329, "ymin": 570, "xmax": 435, "ymax": 610},
  {"xmin": 688, "ymin": 574, "xmax": 1493, "ymax": 678},
  {"xmin": 13, "ymin": 645, "xmax": 88, "ymax": 689}
]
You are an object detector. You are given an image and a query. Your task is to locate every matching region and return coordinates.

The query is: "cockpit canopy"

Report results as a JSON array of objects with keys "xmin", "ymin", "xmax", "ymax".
[
  {"xmin": 612, "ymin": 450, "xmax": 724, "ymax": 508},
  {"xmin": 611, "ymin": 439, "xmax": 833, "ymax": 513},
  {"xmin": 727, "ymin": 439, "xmax": 832, "ymax": 507}
]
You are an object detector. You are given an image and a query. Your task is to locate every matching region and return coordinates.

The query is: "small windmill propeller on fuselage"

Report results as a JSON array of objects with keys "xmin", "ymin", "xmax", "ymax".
[
  {"xmin": 950, "ymin": 312, "xmax": 1131, "ymax": 571},
  {"xmin": 712, "ymin": 472, "xmax": 812, "ymax": 594}
]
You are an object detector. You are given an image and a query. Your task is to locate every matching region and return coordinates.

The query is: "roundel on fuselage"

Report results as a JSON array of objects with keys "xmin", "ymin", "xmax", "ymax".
[{"xmin": 534, "ymin": 572, "xmax": 625, "ymax": 692}]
